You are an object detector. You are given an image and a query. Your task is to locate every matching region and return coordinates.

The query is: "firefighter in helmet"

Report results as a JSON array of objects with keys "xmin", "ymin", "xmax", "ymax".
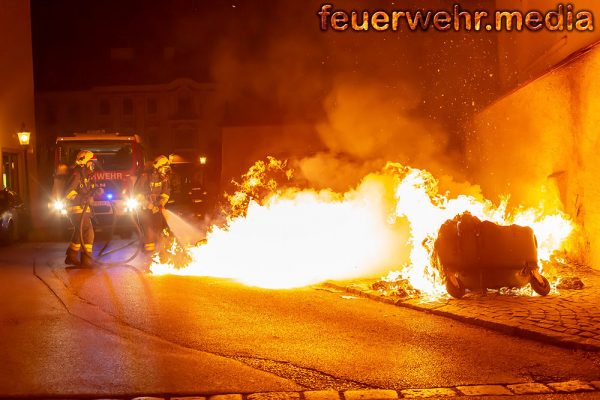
[
  {"xmin": 64, "ymin": 150, "xmax": 97, "ymax": 267},
  {"xmin": 134, "ymin": 155, "xmax": 172, "ymax": 256}
]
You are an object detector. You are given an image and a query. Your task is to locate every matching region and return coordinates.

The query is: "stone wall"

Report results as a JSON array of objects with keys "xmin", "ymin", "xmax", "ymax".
[
  {"xmin": 0, "ymin": 0, "xmax": 36, "ymax": 207},
  {"xmin": 468, "ymin": 44, "xmax": 600, "ymax": 268}
]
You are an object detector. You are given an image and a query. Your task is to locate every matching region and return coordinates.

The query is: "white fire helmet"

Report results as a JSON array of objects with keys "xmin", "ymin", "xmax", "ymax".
[
  {"xmin": 153, "ymin": 155, "xmax": 171, "ymax": 174},
  {"xmin": 75, "ymin": 150, "xmax": 95, "ymax": 166}
]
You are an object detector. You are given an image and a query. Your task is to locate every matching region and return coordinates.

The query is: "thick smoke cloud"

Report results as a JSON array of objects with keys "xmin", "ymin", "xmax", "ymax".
[{"xmin": 207, "ymin": 1, "xmax": 498, "ymax": 191}]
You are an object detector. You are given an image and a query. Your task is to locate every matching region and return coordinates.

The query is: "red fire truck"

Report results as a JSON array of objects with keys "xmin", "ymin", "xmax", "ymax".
[{"xmin": 51, "ymin": 132, "xmax": 147, "ymax": 236}]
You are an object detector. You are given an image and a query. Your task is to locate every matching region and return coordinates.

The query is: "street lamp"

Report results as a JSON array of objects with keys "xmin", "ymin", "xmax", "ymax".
[
  {"xmin": 198, "ymin": 155, "xmax": 207, "ymax": 186},
  {"xmin": 17, "ymin": 130, "xmax": 31, "ymax": 205},
  {"xmin": 18, "ymin": 131, "xmax": 30, "ymax": 146}
]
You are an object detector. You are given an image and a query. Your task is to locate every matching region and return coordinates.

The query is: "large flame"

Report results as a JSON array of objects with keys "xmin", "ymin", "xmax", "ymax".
[
  {"xmin": 151, "ymin": 159, "xmax": 574, "ymax": 296},
  {"xmin": 387, "ymin": 164, "xmax": 573, "ymax": 297}
]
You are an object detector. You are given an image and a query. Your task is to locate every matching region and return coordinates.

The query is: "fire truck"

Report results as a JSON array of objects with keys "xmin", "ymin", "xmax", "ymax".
[{"xmin": 51, "ymin": 131, "xmax": 147, "ymax": 237}]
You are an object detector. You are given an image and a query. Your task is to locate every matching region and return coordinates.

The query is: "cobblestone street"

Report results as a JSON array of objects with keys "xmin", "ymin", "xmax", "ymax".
[{"xmin": 327, "ymin": 265, "xmax": 600, "ymax": 352}]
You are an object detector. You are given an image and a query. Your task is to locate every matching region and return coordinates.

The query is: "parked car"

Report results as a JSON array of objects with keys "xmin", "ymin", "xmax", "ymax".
[{"xmin": 0, "ymin": 189, "xmax": 29, "ymax": 244}]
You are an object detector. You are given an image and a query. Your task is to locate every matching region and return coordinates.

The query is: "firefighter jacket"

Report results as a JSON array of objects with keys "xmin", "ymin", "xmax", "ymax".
[
  {"xmin": 65, "ymin": 166, "xmax": 96, "ymax": 213},
  {"xmin": 134, "ymin": 170, "xmax": 171, "ymax": 211}
]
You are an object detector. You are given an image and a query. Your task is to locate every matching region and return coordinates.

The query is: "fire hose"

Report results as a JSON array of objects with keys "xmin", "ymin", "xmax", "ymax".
[
  {"xmin": 70, "ymin": 162, "xmax": 186, "ymax": 268},
  {"xmin": 68, "ymin": 160, "xmax": 147, "ymax": 267},
  {"xmin": 77, "ymin": 197, "xmax": 144, "ymax": 267},
  {"xmin": 96, "ymin": 195, "xmax": 140, "ymax": 258},
  {"xmin": 76, "ymin": 196, "xmax": 183, "ymax": 268}
]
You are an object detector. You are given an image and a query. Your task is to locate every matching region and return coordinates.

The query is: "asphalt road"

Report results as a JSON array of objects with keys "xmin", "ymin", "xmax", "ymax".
[{"xmin": 1, "ymin": 242, "xmax": 599, "ymax": 397}]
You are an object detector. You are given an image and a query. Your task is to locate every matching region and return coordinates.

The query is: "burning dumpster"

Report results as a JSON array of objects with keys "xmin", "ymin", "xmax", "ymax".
[{"xmin": 433, "ymin": 213, "xmax": 551, "ymax": 298}]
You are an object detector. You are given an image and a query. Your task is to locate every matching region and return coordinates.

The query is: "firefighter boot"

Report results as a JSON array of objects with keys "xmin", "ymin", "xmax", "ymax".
[
  {"xmin": 140, "ymin": 251, "xmax": 154, "ymax": 273},
  {"xmin": 65, "ymin": 247, "xmax": 80, "ymax": 266},
  {"xmin": 80, "ymin": 252, "xmax": 97, "ymax": 268},
  {"xmin": 139, "ymin": 242, "xmax": 155, "ymax": 273}
]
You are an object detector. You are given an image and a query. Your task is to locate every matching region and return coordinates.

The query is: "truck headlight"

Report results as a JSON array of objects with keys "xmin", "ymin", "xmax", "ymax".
[
  {"xmin": 125, "ymin": 198, "xmax": 139, "ymax": 212},
  {"xmin": 53, "ymin": 200, "xmax": 67, "ymax": 215}
]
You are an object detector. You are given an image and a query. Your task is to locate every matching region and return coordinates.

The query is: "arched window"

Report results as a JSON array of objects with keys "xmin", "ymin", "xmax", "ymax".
[{"xmin": 178, "ymin": 96, "xmax": 193, "ymax": 117}]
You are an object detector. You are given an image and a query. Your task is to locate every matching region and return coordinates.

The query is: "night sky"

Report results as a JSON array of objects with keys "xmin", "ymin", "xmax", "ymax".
[{"xmin": 31, "ymin": 1, "xmax": 501, "ymax": 128}]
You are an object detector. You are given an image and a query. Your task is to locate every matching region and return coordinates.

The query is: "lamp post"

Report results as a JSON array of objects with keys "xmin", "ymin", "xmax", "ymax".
[{"xmin": 17, "ymin": 130, "xmax": 31, "ymax": 205}]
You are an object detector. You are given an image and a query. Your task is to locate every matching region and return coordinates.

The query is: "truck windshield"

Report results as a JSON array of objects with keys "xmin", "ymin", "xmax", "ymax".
[{"xmin": 57, "ymin": 141, "xmax": 134, "ymax": 170}]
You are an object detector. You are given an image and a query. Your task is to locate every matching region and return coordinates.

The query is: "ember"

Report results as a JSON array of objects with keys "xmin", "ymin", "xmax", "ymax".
[
  {"xmin": 557, "ymin": 277, "xmax": 585, "ymax": 290},
  {"xmin": 371, "ymin": 279, "xmax": 421, "ymax": 299}
]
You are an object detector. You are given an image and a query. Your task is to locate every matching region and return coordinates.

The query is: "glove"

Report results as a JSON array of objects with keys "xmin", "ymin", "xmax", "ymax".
[{"xmin": 151, "ymin": 205, "xmax": 160, "ymax": 214}]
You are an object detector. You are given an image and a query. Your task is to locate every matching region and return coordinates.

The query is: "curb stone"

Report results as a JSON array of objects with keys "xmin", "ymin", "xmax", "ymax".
[
  {"xmin": 304, "ymin": 390, "xmax": 341, "ymax": 400},
  {"xmin": 324, "ymin": 282, "xmax": 600, "ymax": 352},
  {"xmin": 105, "ymin": 379, "xmax": 600, "ymax": 400},
  {"xmin": 344, "ymin": 389, "xmax": 398, "ymax": 400},
  {"xmin": 172, "ymin": 398, "xmax": 207, "ymax": 400},
  {"xmin": 133, "ymin": 398, "xmax": 165, "ymax": 400},
  {"xmin": 209, "ymin": 395, "xmax": 243, "ymax": 400},
  {"xmin": 506, "ymin": 383, "xmax": 553, "ymax": 395},
  {"xmin": 247, "ymin": 392, "xmax": 301, "ymax": 400},
  {"xmin": 455, "ymin": 385, "xmax": 513, "ymax": 396},
  {"xmin": 400, "ymin": 387, "xmax": 457, "ymax": 397},
  {"xmin": 547, "ymin": 380, "xmax": 596, "ymax": 393}
]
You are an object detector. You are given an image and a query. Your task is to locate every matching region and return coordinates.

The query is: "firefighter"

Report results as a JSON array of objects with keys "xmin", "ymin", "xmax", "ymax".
[
  {"xmin": 134, "ymin": 155, "xmax": 172, "ymax": 256},
  {"xmin": 64, "ymin": 150, "xmax": 97, "ymax": 267}
]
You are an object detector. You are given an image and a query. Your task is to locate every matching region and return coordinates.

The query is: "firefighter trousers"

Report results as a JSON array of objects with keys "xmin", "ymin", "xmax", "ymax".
[
  {"xmin": 139, "ymin": 209, "xmax": 164, "ymax": 253},
  {"xmin": 68, "ymin": 211, "xmax": 94, "ymax": 254}
]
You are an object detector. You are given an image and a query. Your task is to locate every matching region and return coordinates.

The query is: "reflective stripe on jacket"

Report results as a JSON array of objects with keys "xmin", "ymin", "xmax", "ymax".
[
  {"xmin": 65, "ymin": 166, "xmax": 95, "ymax": 213},
  {"xmin": 134, "ymin": 170, "xmax": 171, "ymax": 208}
]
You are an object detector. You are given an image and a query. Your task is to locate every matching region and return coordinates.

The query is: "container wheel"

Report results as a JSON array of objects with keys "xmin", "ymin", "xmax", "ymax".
[
  {"xmin": 530, "ymin": 273, "xmax": 551, "ymax": 296},
  {"xmin": 446, "ymin": 274, "xmax": 465, "ymax": 299}
]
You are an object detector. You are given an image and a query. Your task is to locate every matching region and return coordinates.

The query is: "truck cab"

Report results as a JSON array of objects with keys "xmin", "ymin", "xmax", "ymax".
[{"xmin": 52, "ymin": 131, "xmax": 146, "ymax": 236}]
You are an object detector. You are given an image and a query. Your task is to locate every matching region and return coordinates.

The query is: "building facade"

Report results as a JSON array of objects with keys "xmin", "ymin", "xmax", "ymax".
[
  {"xmin": 495, "ymin": 0, "xmax": 600, "ymax": 91},
  {"xmin": 0, "ymin": 0, "xmax": 36, "ymax": 208},
  {"xmin": 468, "ymin": 1, "xmax": 600, "ymax": 270},
  {"xmin": 35, "ymin": 78, "xmax": 224, "ymax": 192}
]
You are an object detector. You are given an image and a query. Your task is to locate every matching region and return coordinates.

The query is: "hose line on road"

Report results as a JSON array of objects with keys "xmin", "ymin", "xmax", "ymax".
[
  {"xmin": 65, "ymin": 161, "xmax": 145, "ymax": 268},
  {"xmin": 78, "ymin": 197, "xmax": 144, "ymax": 267}
]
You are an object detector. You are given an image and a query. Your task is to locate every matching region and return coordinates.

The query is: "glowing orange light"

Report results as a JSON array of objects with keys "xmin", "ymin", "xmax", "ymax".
[
  {"xmin": 152, "ymin": 159, "xmax": 574, "ymax": 297},
  {"xmin": 17, "ymin": 131, "xmax": 30, "ymax": 146}
]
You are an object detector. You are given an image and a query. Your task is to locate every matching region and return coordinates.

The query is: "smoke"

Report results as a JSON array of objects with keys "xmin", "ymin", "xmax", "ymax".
[
  {"xmin": 207, "ymin": 1, "xmax": 492, "ymax": 192},
  {"xmin": 297, "ymin": 75, "xmax": 461, "ymax": 190},
  {"xmin": 209, "ymin": 2, "xmax": 330, "ymax": 121},
  {"xmin": 295, "ymin": 153, "xmax": 383, "ymax": 192}
]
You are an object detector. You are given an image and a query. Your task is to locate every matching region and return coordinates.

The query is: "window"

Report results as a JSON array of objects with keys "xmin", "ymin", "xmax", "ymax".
[
  {"xmin": 1, "ymin": 153, "xmax": 19, "ymax": 193},
  {"xmin": 99, "ymin": 99, "xmax": 110, "ymax": 115},
  {"xmin": 147, "ymin": 98, "xmax": 158, "ymax": 114},
  {"xmin": 178, "ymin": 96, "xmax": 193, "ymax": 117},
  {"xmin": 123, "ymin": 98, "xmax": 134, "ymax": 115}
]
